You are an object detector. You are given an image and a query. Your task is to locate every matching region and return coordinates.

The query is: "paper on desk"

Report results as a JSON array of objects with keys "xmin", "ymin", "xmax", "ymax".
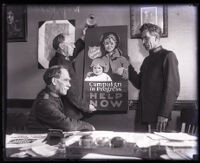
[
  {"xmin": 6, "ymin": 134, "xmax": 47, "ymax": 148},
  {"xmin": 159, "ymin": 140, "xmax": 197, "ymax": 147},
  {"xmin": 31, "ymin": 144, "xmax": 57, "ymax": 157},
  {"xmin": 82, "ymin": 153, "xmax": 141, "ymax": 160},
  {"xmin": 154, "ymin": 132, "xmax": 197, "ymax": 141},
  {"xmin": 146, "ymin": 133, "xmax": 168, "ymax": 140},
  {"xmin": 160, "ymin": 154, "xmax": 171, "ymax": 160},
  {"xmin": 135, "ymin": 134, "xmax": 159, "ymax": 148},
  {"xmin": 112, "ymin": 132, "xmax": 140, "ymax": 143},
  {"xmin": 65, "ymin": 135, "xmax": 82, "ymax": 146}
]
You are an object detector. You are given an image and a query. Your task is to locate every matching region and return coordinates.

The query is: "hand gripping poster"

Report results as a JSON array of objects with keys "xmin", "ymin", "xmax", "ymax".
[{"xmin": 83, "ymin": 26, "xmax": 128, "ymax": 112}]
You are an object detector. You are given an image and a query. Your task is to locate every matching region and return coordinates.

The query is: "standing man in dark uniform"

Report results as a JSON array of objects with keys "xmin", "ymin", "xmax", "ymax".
[
  {"xmin": 27, "ymin": 65, "xmax": 95, "ymax": 133},
  {"xmin": 128, "ymin": 23, "xmax": 180, "ymax": 132},
  {"xmin": 49, "ymin": 27, "xmax": 96, "ymax": 120}
]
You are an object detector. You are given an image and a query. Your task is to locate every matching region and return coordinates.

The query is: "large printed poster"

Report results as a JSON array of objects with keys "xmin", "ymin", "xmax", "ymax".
[{"xmin": 83, "ymin": 26, "xmax": 128, "ymax": 112}]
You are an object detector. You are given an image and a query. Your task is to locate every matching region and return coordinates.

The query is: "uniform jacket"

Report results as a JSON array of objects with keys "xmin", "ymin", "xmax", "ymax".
[
  {"xmin": 49, "ymin": 39, "xmax": 90, "ymax": 120},
  {"xmin": 26, "ymin": 87, "xmax": 94, "ymax": 132},
  {"xmin": 129, "ymin": 46, "xmax": 180, "ymax": 123}
]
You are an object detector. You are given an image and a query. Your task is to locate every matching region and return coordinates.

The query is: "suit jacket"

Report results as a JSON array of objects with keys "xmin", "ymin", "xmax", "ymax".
[{"xmin": 129, "ymin": 46, "xmax": 180, "ymax": 123}]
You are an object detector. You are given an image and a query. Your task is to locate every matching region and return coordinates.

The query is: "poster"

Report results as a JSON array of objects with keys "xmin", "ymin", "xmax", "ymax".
[
  {"xmin": 38, "ymin": 20, "xmax": 75, "ymax": 69},
  {"xmin": 83, "ymin": 26, "xmax": 128, "ymax": 112}
]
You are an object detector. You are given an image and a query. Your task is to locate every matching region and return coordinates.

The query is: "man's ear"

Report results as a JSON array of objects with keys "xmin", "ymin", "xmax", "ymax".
[
  {"xmin": 52, "ymin": 77, "xmax": 57, "ymax": 86},
  {"xmin": 59, "ymin": 42, "xmax": 64, "ymax": 50}
]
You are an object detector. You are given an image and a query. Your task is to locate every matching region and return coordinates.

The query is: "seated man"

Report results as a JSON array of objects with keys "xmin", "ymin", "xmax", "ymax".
[
  {"xmin": 49, "ymin": 27, "xmax": 96, "ymax": 120},
  {"xmin": 26, "ymin": 65, "xmax": 95, "ymax": 133}
]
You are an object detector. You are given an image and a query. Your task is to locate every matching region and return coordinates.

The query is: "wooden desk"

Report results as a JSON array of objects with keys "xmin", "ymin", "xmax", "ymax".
[{"xmin": 4, "ymin": 131, "xmax": 198, "ymax": 160}]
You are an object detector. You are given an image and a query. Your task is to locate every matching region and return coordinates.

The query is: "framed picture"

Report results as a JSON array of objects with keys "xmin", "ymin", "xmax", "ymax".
[
  {"xmin": 38, "ymin": 20, "xmax": 75, "ymax": 69},
  {"xmin": 7, "ymin": 5, "xmax": 27, "ymax": 42},
  {"xmin": 130, "ymin": 5, "xmax": 168, "ymax": 39}
]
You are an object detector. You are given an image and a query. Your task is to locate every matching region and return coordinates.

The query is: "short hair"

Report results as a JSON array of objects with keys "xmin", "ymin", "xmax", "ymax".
[
  {"xmin": 43, "ymin": 65, "xmax": 67, "ymax": 85},
  {"xmin": 139, "ymin": 23, "xmax": 162, "ymax": 38},
  {"xmin": 52, "ymin": 33, "xmax": 65, "ymax": 50}
]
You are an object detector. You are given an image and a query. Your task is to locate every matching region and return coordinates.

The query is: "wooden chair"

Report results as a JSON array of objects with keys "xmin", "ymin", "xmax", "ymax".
[{"xmin": 180, "ymin": 107, "xmax": 198, "ymax": 135}]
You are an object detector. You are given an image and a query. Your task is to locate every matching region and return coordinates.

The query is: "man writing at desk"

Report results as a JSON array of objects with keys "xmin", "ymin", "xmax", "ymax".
[
  {"xmin": 128, "ymin": 23, "xmax": 180, "ymax": 132},
  {"xmin": 27, "ymin": 65, "xmax": 95, "ymax": 132}
]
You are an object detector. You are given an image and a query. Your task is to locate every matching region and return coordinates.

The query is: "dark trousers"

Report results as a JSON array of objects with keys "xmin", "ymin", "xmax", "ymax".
[{"xmin": 135, "ymin": 108, "xmax": 167, "ymax": 132}]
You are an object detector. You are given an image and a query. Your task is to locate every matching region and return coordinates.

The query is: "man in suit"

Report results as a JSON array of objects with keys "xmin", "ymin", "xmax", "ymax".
[{"xmin": 128, "ymin": 23, "xmax": 180, "ymax": 132}]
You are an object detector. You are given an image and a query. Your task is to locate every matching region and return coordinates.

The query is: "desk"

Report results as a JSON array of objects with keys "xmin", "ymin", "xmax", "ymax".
[{"xmin": 5, "ymin": 131, "xmax": 198, "ymax": 160}]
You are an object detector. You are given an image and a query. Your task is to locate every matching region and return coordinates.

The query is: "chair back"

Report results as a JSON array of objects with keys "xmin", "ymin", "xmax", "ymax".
[{"xmin": 180, "ymin": 105, "xmax": 198, "ymax": 135}]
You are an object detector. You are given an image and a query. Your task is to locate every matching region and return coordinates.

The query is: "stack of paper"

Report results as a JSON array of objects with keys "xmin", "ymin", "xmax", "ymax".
[
  {"xmin": 153, "ymin": 132, "xmax": 198, "ymax": 147},
  {"xmin": 154, "ymin": 132, "xmax": 197, "ymax": 141}
]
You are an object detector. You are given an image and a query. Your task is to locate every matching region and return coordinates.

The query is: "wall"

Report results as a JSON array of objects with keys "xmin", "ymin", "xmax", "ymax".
[
  {"xmin": 6, "ymin": 5, "xmax": 198, "ymax": 131},
  {"xmin": 7, "ymin": 4, "xmax": 197, "ymax": 100}
]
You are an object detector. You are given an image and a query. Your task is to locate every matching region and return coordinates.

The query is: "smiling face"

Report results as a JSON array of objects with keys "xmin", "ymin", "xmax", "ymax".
[
  {"xmin": 141, "ymin": 30, "xmax": 159, "ymax": 51},
  {"xmin": 103, "ymin": 37, "xmax": 117, "ymax": 53},
  {"xmin": 93, "ymin": 64, "xmax": 103, "ymax": 76},
  {"xmin": 54, "ymin": 68, "xmax": 71, "ymax": 95}
]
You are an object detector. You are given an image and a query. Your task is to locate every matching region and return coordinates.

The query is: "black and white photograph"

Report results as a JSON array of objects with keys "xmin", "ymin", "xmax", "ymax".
[
  {"xmin": 2, "ymin": 3, "xmax": 199, "ymax": 161},
  {"xmin": 7, "ymin": 5, "xmax": 27, "ymax": 42}
]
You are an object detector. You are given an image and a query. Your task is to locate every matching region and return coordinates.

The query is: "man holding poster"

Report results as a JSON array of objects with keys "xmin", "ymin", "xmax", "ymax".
[
  {"xmin": 128, "ymin": 23, "xmax": 180, "ymax": 132},
  {"xmin": 49, "ymin": 27, "xmax": 96, "ymax": 120}
]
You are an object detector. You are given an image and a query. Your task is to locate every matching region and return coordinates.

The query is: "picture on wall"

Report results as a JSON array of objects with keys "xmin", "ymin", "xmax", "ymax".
[
  {"xmin": 38, "ymin": 20, "xmax": 75, "ymax": 69},
  {"xmin": 7, "ymin": 5, "xmax": 27, "ymax": 42},
  {"xmin": 130, "ymin": 5, "xmax": 168, "ymax": 38},
  {"xmin": 141, "ymin": 7, "xmax": 157, "ymax": 25},
  {"xmin": 83, "ymin": 26, "xmax": 128, "ymax": 112}
]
